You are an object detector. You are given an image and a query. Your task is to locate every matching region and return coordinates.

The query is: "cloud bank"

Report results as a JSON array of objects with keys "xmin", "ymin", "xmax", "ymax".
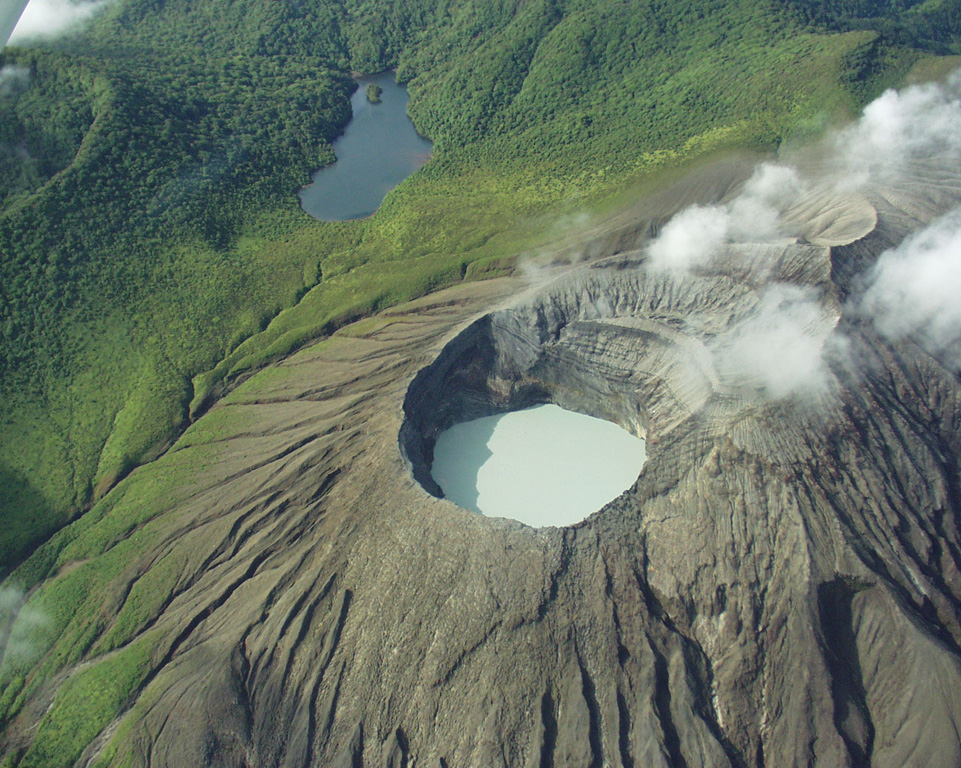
[
  {"xmin": 8, "ymin": 0, "xmax": 109, "ymax": 45},
  {"xmin": 642, "ymin": 69, "xmax": 961, "ymax": 398},
  {"xmin": 858, "ymin": 208, "xmax": 961, "ymax": 366}
]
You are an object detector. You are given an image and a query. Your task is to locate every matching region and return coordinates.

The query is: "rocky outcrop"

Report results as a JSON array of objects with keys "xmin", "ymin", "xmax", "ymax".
[{"xmin": 3, "ymin": 159, "xmax": 961, "ymax": 767}]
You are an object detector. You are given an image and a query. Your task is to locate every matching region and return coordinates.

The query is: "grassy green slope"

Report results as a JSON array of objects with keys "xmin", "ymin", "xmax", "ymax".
[{"xmin": 0, "ymin": 0, "xmax": 952, "ymax": 575}]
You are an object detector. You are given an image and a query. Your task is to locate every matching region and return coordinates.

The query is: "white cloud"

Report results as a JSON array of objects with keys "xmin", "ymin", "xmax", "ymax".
[
  {"xmin": 858, "ymin": 208, "xmax": 961, "ymax": 365},
  {"xmin": 0, "ymin": 64, "xmax": 29, "ymax": 96},
  {"xmin": 711, "ymin": 284, "xmax": 837, "ymax": 400},
  {"xmin": 8, "ymin": 0, "xmax": 109, "ymax": 44},
  {"xmin": 647, "ymin": 204, "xmax": 731, "ymax": 272},
  {"xmin": 0, "ymin": 586, "xmax": 48, "ymax": 667},
  {"xmin": 641, "ymin": 71, "xmax": 961, "ymax": 397},
  {"xmin": 645, "ymin": 70, "xmax": 961, "ymax": 278},
  {"xmin": 728, "ymin": 162, "xmax": 807, "ymax": 242},
  {"xmin": 836, "ymin": 69, "xmax": 961, "ymax": 187},
  {"xmin": 646, "ymin": 163, "xmax": 807, "ymax": 273}
]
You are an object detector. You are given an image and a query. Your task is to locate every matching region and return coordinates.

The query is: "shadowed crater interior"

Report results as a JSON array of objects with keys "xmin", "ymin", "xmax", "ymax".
[{"xmin": 399, "ymin": 264, "xmax": 704, "ymax": 512}]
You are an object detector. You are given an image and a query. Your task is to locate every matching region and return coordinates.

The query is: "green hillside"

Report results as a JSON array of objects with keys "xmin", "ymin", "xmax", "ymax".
[{"xmin": 0, "ymin": 0, "xmax": 957, "ymax": 574}]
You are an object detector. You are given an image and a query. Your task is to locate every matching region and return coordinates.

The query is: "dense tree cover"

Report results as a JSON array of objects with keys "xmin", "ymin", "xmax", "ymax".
[
  {"xmin": 0, "ymin": 0, "xmax": 956, "ymax": 573},
  {"xmin": 0, "ymin": 3, "xmax": 362, "ymax": 568},
  {"xmin": 0, "ymin": 54, "xmax": 97, "ymax": 207},
  {"xmin": 784, "ymin": 0, "xmax": 961, "ymax": 53}
]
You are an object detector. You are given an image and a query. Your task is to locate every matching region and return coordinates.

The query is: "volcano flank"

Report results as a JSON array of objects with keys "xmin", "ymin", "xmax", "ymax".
[{"xmin": 3, "ymin": 150, "xmax": 961, "ymax": 767}]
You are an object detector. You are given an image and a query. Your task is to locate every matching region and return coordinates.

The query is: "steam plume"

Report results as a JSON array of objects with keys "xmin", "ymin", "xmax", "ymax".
[
  {"xmin": 643, "ymin": 68, "xmax": 961, "ymax": 398},
  {"xmin": 647, "ymin": 204, "xmax": 730, "ymax": 272},
  {"xmin": 836, "ymin": 69, "xmax": 961, "ymax": 187},
  {"xmin": 647, "ymin": 162, "xmax": 807, "ymax": 273},
  {"xmin": 711, "ymin": 284, "xmax": 837, "ymax": 400},
  {"xmin": 858, "ymin": 208, "xmax": 961, "ymax": 366}
]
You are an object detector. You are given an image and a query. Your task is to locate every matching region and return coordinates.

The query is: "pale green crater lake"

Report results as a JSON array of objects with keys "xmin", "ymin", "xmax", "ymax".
[
  {"xmin": 298, "ymin": 72, "xmax": 432, "ymax": 221},
  {"xmin": 431, "ymin": 404, "xmax": 647, "ymax": 527}
]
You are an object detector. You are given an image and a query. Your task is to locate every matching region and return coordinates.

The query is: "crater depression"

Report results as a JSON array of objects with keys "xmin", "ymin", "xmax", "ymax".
[{"xmin": 429, "ymin": 404, "xmax": 647, "ymax": 526}]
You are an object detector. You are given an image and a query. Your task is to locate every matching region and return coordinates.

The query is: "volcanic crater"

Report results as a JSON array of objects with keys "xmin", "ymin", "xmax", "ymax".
[{"xmin": 5, "ymin": 157, "xmax": 961, "ymax": 768}]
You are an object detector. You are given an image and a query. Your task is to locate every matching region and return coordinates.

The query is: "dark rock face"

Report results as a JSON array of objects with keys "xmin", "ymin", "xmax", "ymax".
[{"xmin": 4, "ymin": 160, "xmax": 961, "ymax": 768}]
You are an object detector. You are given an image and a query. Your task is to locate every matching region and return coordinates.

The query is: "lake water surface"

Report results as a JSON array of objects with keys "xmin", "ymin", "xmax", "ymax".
[
  {"xmin": 298, "ymin": 72, "xmax": 432, "ymax": 221},
  {"xmin": 431, "ymin": 405, "xmax": 647, "ymax": 527}
]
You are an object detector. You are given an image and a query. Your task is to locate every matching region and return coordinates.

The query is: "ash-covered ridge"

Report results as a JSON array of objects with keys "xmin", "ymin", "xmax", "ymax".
[
  {"xmin": 3, "ymin": 153, "xmax": 961, "ymax": 768},
  {"xmin": 392, "ymin": 166, "xmax": 961, "ymax": 768},
  {"xmin": 402, "ymin": 238, "xmax": 839, "ymax": 488}
]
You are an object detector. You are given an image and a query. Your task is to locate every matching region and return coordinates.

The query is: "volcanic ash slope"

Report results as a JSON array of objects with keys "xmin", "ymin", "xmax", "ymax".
[{"xmin": 4, "ymin": 161, "xmax": 961, "ymax": 768}]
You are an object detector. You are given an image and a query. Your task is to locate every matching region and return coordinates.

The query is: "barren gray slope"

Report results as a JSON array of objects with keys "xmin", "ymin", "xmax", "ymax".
[{"xmin": 3, "ymin": 159, "xmax": 961, "ymax": 768}]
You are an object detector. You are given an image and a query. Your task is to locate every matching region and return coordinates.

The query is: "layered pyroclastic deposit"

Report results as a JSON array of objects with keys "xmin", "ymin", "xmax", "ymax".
[{"xmin": 4, "ymin": 144, "xmax": 961, "ymax": 767}]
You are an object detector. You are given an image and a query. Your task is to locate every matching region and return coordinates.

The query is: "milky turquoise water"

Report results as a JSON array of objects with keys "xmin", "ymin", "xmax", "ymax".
[{"xmin": 431, "ymin": 405, "xmax": 646, "ymax": 527}]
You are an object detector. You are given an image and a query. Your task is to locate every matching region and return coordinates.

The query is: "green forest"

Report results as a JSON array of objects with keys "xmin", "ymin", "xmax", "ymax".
[{"xmin": 0, "ymin": 0, "xmax": 959, "ymax": 577}]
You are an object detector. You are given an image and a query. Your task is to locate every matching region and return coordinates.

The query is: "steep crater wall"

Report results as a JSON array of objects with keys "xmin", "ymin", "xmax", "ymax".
[
  {"xmin": 399, "ymin": 258, "xmax": 760, "ymax": 504},
  {"xmin": 10, "ymin": 156, "xmax": 961, "ymax": 768},
  {"xmin": 399, "ymin": 302, "xmax": 659, "ymax": 500}
]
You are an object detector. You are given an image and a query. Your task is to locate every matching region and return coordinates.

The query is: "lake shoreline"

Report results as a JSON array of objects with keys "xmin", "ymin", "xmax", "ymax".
[{"xmin": 298, "ymin": 71, "xmax": 433, "ymax": 222}]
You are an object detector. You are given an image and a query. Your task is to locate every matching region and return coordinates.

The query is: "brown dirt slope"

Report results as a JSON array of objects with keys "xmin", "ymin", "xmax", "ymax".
[{"xmin": 3, "ymin": 157, "xmax": 961, "ymax": 767}]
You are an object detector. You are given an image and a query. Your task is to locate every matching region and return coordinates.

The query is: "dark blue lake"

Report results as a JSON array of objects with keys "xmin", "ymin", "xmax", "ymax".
[{"xmin": 298, "ymin": 72, "xmax": 432, "ymax": 221}]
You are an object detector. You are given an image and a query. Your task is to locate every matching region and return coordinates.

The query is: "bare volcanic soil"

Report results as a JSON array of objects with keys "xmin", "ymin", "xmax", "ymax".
[{"xmin": 4, "ymin": 157, "xmax": 961, "ymax": 767}]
